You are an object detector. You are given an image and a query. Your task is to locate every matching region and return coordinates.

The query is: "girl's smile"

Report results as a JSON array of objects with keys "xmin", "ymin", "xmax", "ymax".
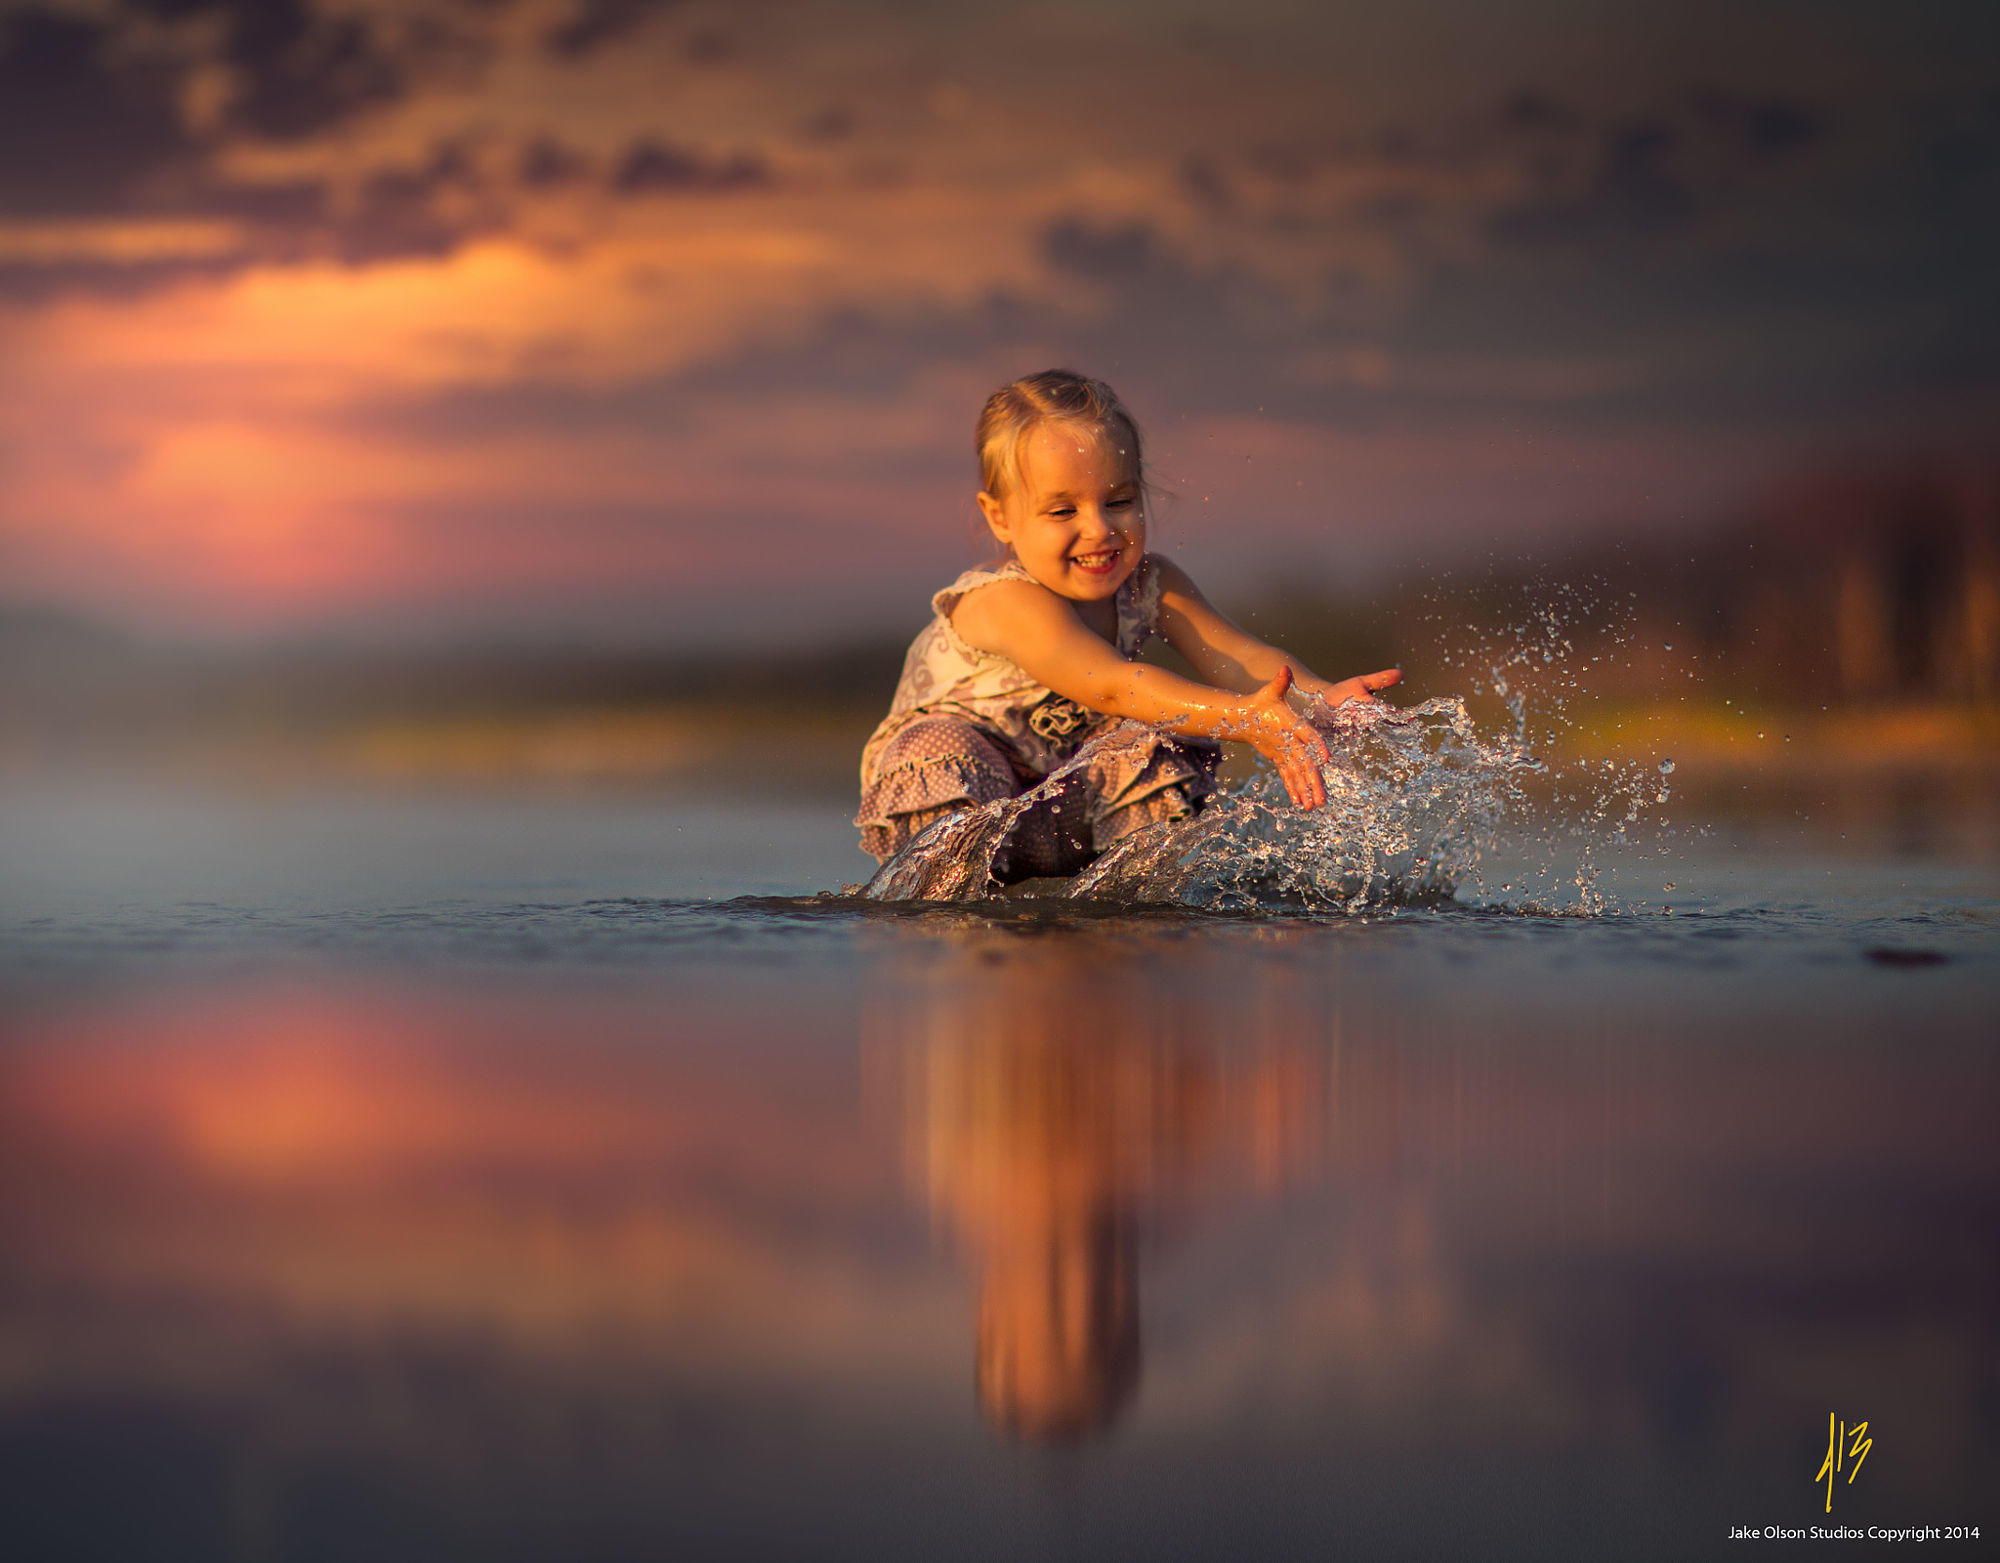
[{"xmin": 976, "ymin": 419, "xmax": 1144, "ymax": 609}]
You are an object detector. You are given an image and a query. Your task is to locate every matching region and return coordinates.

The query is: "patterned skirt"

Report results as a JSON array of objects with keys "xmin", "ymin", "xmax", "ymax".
[{"xmin": 856, "ymin": 713, "xmax": 1220, "ymax": 874}]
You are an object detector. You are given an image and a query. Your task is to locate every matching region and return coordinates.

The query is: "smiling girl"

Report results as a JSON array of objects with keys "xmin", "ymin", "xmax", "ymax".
[{"xmin": 855, "ymin": 369, "xmax": 1399, "ymax": 885}]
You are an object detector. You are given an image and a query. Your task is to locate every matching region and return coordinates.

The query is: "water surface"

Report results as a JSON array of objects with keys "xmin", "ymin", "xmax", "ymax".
[{"xmin": 1, "ymin": 779, "xmax": 1994, "ymax": 1560}]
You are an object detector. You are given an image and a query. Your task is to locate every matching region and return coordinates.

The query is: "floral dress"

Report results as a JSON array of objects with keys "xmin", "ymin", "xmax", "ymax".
[{"xmin": 855, "ymin": 554, "xmax": 1218, "ymax": 866}]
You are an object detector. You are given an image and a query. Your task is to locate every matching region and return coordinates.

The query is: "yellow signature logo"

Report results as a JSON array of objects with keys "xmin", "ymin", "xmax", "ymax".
[{"xmin": 1815, "ymin": 1414, "xmax": 1871, "ymax": 1512}]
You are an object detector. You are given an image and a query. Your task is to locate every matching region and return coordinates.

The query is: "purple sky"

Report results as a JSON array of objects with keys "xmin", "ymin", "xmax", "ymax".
[{"xmin": 0, "ymin": 0, "xmax": 1995, "ymax": 644}]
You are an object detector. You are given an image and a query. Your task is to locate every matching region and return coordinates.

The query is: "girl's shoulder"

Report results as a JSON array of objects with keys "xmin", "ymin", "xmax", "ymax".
[
  {"xmin": 929, "ymin": 557, "xmax": 1034, "ymax": 621},
  {"xmin": 926, "ymin": 557, "xmax": 1038, "ymax": 662}
]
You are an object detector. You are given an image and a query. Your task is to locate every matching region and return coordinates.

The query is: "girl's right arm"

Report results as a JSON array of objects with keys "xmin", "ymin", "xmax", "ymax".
[{"xmin": 951, "ymin": 580, "xmax": 1334, "ymax": 810}]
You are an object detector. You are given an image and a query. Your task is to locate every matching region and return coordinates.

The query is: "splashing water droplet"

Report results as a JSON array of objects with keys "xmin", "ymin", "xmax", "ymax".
[{"xmin": 863, "ymin": 585, "xmax": 1681, "ymax": 915}]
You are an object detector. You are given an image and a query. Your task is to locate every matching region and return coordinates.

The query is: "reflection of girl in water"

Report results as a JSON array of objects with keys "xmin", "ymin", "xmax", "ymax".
[
  {"xmin": 978, "ymin": 1190, "xmax": 1141, "ymax": 1439},
  {"xmin": 951, "ymin": 1027, "xmax": 1205, "ymax": 1438},
  {"xmin": 883, "ymin": 941, "xmax": 1326, "ymax": 1440}
]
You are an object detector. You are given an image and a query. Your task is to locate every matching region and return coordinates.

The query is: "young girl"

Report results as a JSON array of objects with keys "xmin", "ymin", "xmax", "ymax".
[{"xmin": 857, "ymin": 369, "xmax": 1400, "ymax": 883}]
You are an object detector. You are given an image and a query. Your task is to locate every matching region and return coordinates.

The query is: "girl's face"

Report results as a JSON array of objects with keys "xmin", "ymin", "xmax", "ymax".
[{"xmin": 976, "ymin": 419, "xmax": 1144, "ymax": 604}]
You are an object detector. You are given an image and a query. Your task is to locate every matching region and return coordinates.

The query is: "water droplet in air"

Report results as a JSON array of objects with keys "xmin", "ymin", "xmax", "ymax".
[
  {"xmin": 1663, "ymin": 643, "xmax": 1672, "ymax": 651},
  {"xmin": 1662, "ymin": 882, "xmax": 1676, "ymax": 892},
  {"xmin": 1658, "ymin": 758, "xmax": 1675, "ymax": 775}
]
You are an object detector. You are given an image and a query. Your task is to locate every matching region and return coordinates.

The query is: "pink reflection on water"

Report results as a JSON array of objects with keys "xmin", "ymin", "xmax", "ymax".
[
  {"xmin": 0, "ymin": 946, "xmax": 1988, "ymax": 1505},
  {"xmin": 0, "ymin": 981, "xmax": 944, "ymax": 1377}
]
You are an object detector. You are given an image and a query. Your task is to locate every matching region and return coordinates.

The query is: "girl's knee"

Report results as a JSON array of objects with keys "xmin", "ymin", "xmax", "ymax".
[
  {"xmin": 859, "ymin": 720, "xmax": 1022, "ymax": 862},
  {"xmin": 1094, "ymin": 779, "xmax": 1202, "ymax": 849}
]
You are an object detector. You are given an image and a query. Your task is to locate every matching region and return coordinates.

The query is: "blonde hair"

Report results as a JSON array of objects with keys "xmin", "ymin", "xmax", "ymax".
[{"xmin": 975, "ymin": 368, "xmax": 1147, "ymax": 503}]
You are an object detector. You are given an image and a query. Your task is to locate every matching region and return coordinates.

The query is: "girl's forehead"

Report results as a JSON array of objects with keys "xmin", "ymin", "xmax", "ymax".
[{"xmin": 1016, "ymin": 419, "xmax": 1138, "ymax": 492}]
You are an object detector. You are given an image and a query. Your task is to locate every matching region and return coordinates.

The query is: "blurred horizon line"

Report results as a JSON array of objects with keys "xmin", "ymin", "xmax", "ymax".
[{"xmin": 6, "ymin": 439, "xmax": 1995, "ymax": 659}]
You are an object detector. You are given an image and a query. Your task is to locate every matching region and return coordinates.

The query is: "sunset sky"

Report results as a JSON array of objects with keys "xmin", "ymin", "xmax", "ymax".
[{"xmin": 1, "ymin": 0, "xmax": 1995, "ymax": 645}]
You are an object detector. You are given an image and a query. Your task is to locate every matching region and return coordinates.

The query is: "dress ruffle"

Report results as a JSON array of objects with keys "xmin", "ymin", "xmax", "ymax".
[{"xmin": 855, "ymin": 715, "xmax": 1220, "ymax": 866}]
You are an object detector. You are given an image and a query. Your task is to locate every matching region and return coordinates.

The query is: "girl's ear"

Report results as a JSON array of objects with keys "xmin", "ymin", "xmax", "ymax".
[{"xmin": 975, "ymin": 490, "xmax": 1010, "ymax": 548}]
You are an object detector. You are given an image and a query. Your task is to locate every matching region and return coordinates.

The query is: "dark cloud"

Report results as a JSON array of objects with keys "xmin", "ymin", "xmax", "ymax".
[
  {"xmin": 796, "ymin": 106, "xmax": 855, "ymax": 144},
  {"xmin": 357, "ymin": 219, "xmax": 1329, "ymax": 454},
  {"xmin": 121, "ymin": 0, "xmax": 491, "ymax": 143},
  {"xmin": 191, "ymin": 176, "xmax": 328, "ymax": 228},
  {"xmin": 0, "ymin": 253, "xmax": 248, "ymax": 305},
  {"xmin": 0, "ymin": 131, "xmax": 510, "ymax": 302},
  {"xmin": 611, "ymin": 139, "xmax": 769, "ymax": 195},
  {"xmin": 331, "ymin": 139, "xmax": 501, "ymax": 265},
  {"xmin": 214, "ymin": 0, "xmax": 408, "ymax": 141},
  {"xmin": 365, "ymin": 117, "xmax": 2000, "ymax": 463},
  {"xmin": 1043, "ymin": 218, "xmax": 1158, "ymax": 283},
  {"xmin": 518, "ymin": 135, "xmax": 593, "ymax": 188},
  {"xmin": 119, "ymin": 0, "xmax": 221, "ymax": 18},
  {"xmin": 1689, "ymin": 90, "xmax": 1822, "ymax": 158},
  {"xmin": 1495, "ymin": 89, "xmax": 1583, "ymax": 138},
  {"xmin": 0, "ymin": 8, "xmax": 199, "ymax": 216},
  {"xmin": 1178, "ymin": 154, "xmax": 1233, "ymax": 213},
  {"xmin": 682, "ymin": 27, "xmax": 733, "ymax": 63},
  {"xmin": 1347, "ymin": 189, "xmax": 1426, "ymax": 229},
  {"xmin": 1246, "ymin": 143, "xmax": 1319, "ymax": 184},
  {"xmin": 541, "ymin": 0, "xmax": 681, "ymax": 59},
  {"xmin": 1487, "ymin": 120, "xmax": 1695, "ymax": 248}
]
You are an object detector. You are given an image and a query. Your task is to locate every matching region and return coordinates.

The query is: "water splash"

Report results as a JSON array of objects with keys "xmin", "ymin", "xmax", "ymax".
[
  {"xmin": 859, "ymin": 746, "xmax": 1107, "ymax": 902},
  {"xmin": 862, "ymin": 694, "xmax": 1648, "ymax": 913},
  {"xmin": 1070, "ymin": 696, "xmax": 1539, "ymax": 911},
  {"xmin": 863, "ymin": 588, "xmax": 1674, "ymax": 914}
]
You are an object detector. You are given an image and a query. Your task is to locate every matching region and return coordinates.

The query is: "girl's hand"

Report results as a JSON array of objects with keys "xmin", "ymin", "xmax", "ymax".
[
  {"xmin": 1230, "ymin": 666, "xmax": 1333, "ymax": 810},
  {"xmin": 1296, "ymin": 667, "xmax": 1403, "ymax": 712}
]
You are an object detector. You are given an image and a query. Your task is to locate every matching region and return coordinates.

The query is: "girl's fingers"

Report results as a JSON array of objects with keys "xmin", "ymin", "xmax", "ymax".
[
  {"xmin": 1271, "ymin": 729, "xmax": 1328, "ymax": 809},
  {"xmin": 1270, "ymin": 714, "xmax": 1327, "ymax": 760},
  {"xmin": 1287, "ymin": 758, "xmax": 1323, "ymax": 810},
  {"xmin": 1364, "ymin": 667, "xmax": 1403, "ymax": 691}
]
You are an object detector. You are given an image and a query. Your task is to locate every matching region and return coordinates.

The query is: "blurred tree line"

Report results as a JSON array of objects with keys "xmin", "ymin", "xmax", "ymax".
[
  {"xmin": 4, "ymin": 455, "xmax": 1994, "ymax": 772},
  {"xmin": 1242, "ymin": 458, "xmax": 2000, "ymax": 709}
]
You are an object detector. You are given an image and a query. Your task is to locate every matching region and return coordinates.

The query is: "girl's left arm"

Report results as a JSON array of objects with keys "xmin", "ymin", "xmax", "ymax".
[{"xmin": 1152, "ymin": 555, "xmax": 1402, "ymax": 713}]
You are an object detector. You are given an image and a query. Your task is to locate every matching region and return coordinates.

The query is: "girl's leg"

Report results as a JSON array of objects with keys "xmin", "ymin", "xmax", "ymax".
[
  {"xmin": 991, "ymin": 773, "xmax": 1096, "ymax": 880},
  {"xmin": 990, "ymin": 725, "xmax": 1219, "ymax": 879},
  {"xmin": 858, "ymin": 718, "xmax": 1021, "ymax": 862},
  {"xmin": 1072, "ymin": 723, "xmax": 1223, "ymax": 850}
]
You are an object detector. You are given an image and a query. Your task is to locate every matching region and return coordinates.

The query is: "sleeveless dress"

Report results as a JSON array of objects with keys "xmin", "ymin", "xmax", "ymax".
[{"xmin": 855, "ymin": 554, "xmax": 1219, "ymax": 866}]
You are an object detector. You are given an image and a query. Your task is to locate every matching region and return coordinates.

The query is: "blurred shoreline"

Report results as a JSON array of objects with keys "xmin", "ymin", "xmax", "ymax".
[
  {"xmin": 3, "ymin": 690, "xmax": 1993, "ymax": 799},
  {"xmin": 5, "ymin": 454, "xmax": 1995, "ymax": 806}
]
